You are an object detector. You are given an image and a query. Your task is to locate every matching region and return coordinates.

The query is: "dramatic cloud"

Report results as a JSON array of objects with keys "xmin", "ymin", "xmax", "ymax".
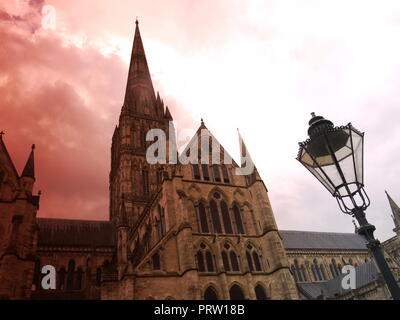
[{"xmin": 1, "ymin": 0, "xmax": 400, "ymax": 240}]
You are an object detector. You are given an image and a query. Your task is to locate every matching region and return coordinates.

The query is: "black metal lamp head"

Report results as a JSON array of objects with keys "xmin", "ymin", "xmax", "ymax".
[{"xmin": 297, "ymin": 113, "xmax": 369, "ymax": 215}]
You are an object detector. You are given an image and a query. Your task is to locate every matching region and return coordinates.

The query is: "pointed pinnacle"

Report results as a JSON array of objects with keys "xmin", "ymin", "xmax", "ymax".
[{"xmin": 21, "ymin": 145, "xmax": 35, "ymax": 179}]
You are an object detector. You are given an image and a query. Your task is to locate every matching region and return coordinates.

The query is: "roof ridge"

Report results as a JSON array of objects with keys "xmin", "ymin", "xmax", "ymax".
[{"xmin": 280, "ymin": 229, "xmax": 361, "ymax": 236}]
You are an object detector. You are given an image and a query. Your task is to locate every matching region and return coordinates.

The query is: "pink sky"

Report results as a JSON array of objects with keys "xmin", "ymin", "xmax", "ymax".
[{"xmin": 1, "ymin": 0, "xmax": 400, "ymax": 240}]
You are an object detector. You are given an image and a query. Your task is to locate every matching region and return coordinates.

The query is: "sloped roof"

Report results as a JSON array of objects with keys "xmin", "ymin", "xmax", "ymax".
[
  {"xmin": 0, "ymin": 136, "xmax": 20, "ymax": 181},
  {"xmin": 298, "ymin": 261, "xmax": 378, "ymax": 299},
  {"xmin": 280, "ymin": 230, "xmax": 367, "ymax": 250},
  {"xmin": 37, "ymin": 218, "xmax": 115, "ymax": 247}
]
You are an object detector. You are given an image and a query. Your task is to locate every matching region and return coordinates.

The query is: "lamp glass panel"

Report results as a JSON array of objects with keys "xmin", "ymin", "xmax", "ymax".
[
  {"xmin": 299, "ymin": 147, "xmax": 336, "ymax": 195},
  {"xmin": 350, "ymin": 127, "xmax": 364, "ymax": 184}
]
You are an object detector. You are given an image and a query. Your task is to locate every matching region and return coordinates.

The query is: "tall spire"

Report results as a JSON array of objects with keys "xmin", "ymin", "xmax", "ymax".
[
  {"xmin": 385, "ymin": 191, "xmax": 400, "ymax": 232},
  {"xmin": 123, "ymin": 20, "xmax": 156, "ymax": 112},
  {"xmin": 21, "ymin": 144, "xmax": 35, "ymax": 180}
]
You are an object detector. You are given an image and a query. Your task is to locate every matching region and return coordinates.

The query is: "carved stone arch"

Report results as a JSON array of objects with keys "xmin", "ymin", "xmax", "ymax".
[
  {"xmin": 244, "ymin": 241, "xmax": 263, "ymax": 272},
  {"xmin": 228, "ymin": 282, "xmax": 246, "ymax": 300},
  {"xmin": 195, "ymin": 238, "xmax": 215, "ymax": 252},
  {"xmin": 197, "ymin": 197, "xmax": 208, "ymax": 206},
  {"xmin": 196, "ymin": 240, "xmax": 216, "ymax": 273},
  {"xmin": 244, "ymin": 240, "xmax": 260, "ymax": 252},
  {"xmin": 203, "ymin": 282, "xmax": 220, "ymax": 300},
  {"xmin": 207, "ymin": 186, "xmax": 228, "ymax": 201},
  {"xmin": 242, "ymin": 200, "xmax": 253, "ymax": 209},
  {"xmin": 221, "ymin": 238, "xmax": 238, "ymax": 251},
  {"xmin": 254, "ymin": 282, "xmax": 269, "ymax": 300},
  {"xmin": 233, "ymin": 188, "xmax": 245, "ymax": 203},
  {"xmin": 188, "ymin": 183, "xmax": 202, "ymax": 200}
]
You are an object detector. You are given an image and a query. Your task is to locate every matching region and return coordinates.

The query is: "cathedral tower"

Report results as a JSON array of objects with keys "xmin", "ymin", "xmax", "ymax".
[
  {"xmin": 110, "ymin": 20, "xmax": 173, "ymax": 228},
  {"xmin": 104, "ymin": 21, "xmax": 298, "ymax": 300}
]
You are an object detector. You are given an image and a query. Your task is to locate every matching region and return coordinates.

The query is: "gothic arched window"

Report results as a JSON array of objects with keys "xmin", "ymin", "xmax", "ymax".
[
  {"xmin": 198, "ymin": 202, "xmax": 209, "ymax": 233},
  {"xmin": 230, "ymin": 251, "xmax": 240, "ymax": 271},
  {"xmin": 233, "ymin": 205, "xmax": 245, "ymax": 234},
  {"xmin": 330, "ymin": 259, "xmax": 339, "ymax": 277},
  {"xmin": 245, "ymin": 244, "xmax": 262, "ymax": 272},
  {"xmin": 220, "ymin": 200, "xmax": 233, "ymax": 234},
  {"xmin": 205, "ymin": 251, "xmax": 214, "ymax": 272},
  {"xmin": 301, "ymin": 264, "xmax": 308, "ymax": 281},
  {"xmin": 204, "ymin": 286, "xmax": 219, "ymax": 300},
  {"xmin": 197, "ymin": 244, "xmax": 215, "ymax": 272},
  {"xmin": 67, "ymin": 260, "xmax": 75, "ymax": 290},
  {"xmin": 294, "ymin": 260, "xmax": 303, "ymax": 282},
  {"xmin": 222, "ymin": 243, "xmax": 240, "ymax": 272},
  {"xmin": 229, "ymin": 284, "xmax": 245, "ymax": 300},
  {"xmin": 213, "ymin": 165, "xmax": 221, "ymax": 182},
  {"xmin": 246, "ymin": 251, "xmax": 254, "ymax": 272},
  {"xmin": 313, "ymin": 259, "xmax": 322, "ymax": 281},
  {"xmin": 202, "ymin": 164, "xmax": 210, "ymax": 181},
  {"xmin": 197, "ymin": 251, "xmax": 205, "ymax": 272},
  {"xmin": 221, "ymin": 166, "xmax": 230, "ymax": 183},
  {"xmin": 152, "ymin": 252, "xmax": 161, "ymax": 270},
  {"xmin": 96, "ymin": 267, "xmax": 102, "ymax": 286},
  {"xmin": 76, "ymin": 267, "xmax": 83, "ymax": 290},
  {"xmin": 320, "ymin": 264, "xmax": 327, "ymax": 280},
  {"xmin": 311, "ymin": 264, "xmax": 318, "ymax": 281},
  {"xmin": 210, "ymin": 200, "xmax": 222, "ymax": 233},
  {"xmin": 222, "ymin": 251, "xmax": 230, "ymax": 271},
  {"xmin": 252, "ymin": 251, "xmax": 262, "ymax": 271},
  {"xmin": 193, "ymin": 164, "xmax": 201, "ymax": 180},
  {"xmin": 255, "ymin": 284, "xmax": 268, "ymax": 300}
]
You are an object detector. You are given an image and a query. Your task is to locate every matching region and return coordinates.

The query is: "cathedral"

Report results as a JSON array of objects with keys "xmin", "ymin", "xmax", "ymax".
[{"xmin": 0, "ymin": 21, "xmax": 399, "ymax": 300}]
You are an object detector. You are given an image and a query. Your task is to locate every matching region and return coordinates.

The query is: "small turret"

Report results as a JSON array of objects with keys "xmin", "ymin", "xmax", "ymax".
[
  {"xmin": 21, "ymin": 144, "xmax": 36, "ymax": 194},
  {"xmin": 385, "ymin": 191, "xmax": 400, "ymax": 236}
]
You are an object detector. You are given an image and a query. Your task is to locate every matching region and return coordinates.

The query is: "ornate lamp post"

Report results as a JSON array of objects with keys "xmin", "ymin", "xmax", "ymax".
[{"xmin": 296, "ymin": 112, "xmax": 400, "ymax": 300}]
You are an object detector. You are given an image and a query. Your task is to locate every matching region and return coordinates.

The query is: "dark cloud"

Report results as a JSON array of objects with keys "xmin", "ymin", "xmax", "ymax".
[{"xmin": 0, "ymin": 3, "xmax": 128, "ymax": 220}]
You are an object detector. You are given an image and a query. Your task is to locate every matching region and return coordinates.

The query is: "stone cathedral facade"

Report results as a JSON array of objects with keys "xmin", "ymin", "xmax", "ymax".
[
  {"xmin": 103, "ymin": 20, "xmax": 298, "ymax": 300},
  {"xmin": 0, "ymin": 21, "xmax": 399, "ymax": 300},
  {"xmin": 0, "ymin": 21, "xmax": 298, "ymax": 300}
]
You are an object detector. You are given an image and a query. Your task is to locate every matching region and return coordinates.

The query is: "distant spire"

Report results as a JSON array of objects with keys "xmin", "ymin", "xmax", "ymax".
[
  {"xmin": 123, "ymin": 19, "xmax": 156, "ymax": 111},
  {"xmin": 164, "ymin": 106, "xmax": 173, "ymax": 120},
  {"xmin": 238, "ymin": 130, "xmax": 250, "ymax": 159},
  {"xmin": 21, "ymin": 144, "xmax": 35, "ymax": 180},
  {"xmin": 385, "ymin": 191, "xmax": 400, "ymax": 231}
]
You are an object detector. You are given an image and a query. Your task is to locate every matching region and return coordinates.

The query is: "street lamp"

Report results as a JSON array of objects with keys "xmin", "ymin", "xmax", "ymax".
[{"xmin": 296, "ymin": 112, "xmax": 400, "ymax": 300}]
